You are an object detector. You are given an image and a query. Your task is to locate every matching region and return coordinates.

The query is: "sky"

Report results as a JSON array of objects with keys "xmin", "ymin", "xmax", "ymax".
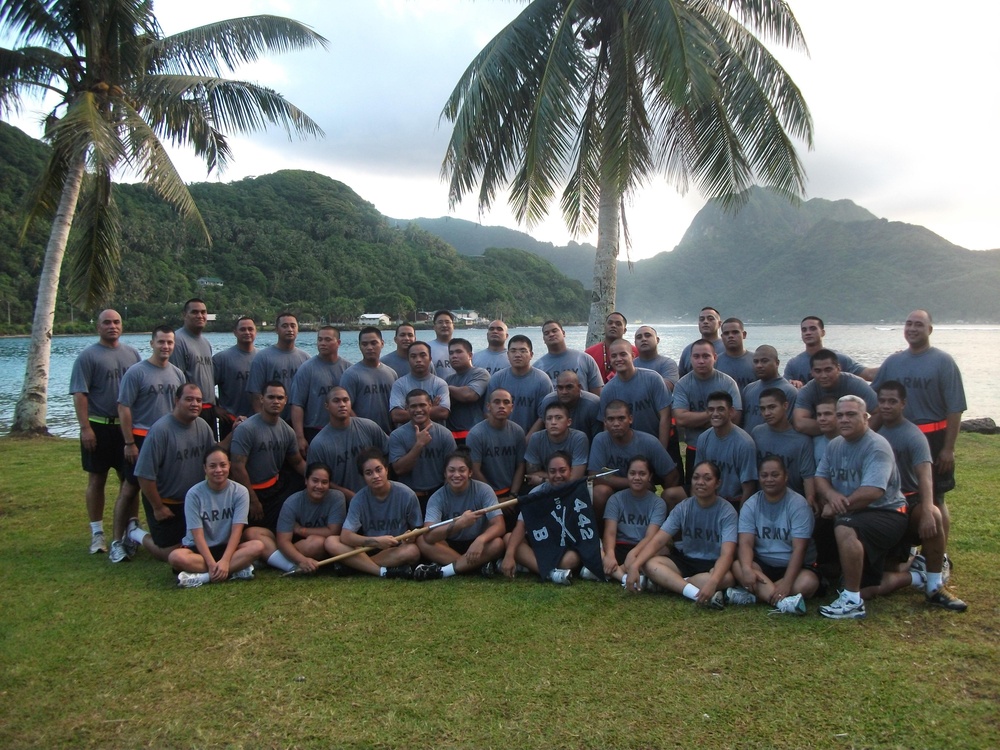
[{"xmin": 5, "ymin": 1, "xmax": 999, "ymax": 259}]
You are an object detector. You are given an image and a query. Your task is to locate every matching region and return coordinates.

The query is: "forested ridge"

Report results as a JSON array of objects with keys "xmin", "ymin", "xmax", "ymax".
[{"xmin": 0, "ymin": 122, "xmax": 588, "ymax": 332}]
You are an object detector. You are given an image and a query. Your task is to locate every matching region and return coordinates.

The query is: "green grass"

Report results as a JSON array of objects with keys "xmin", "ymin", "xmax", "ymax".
[{"xmin": 2, "ymin": 436, "xmax": 998, "ymax": 749}]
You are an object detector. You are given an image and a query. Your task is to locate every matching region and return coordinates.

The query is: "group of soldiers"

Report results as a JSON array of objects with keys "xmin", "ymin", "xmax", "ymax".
[{"xmin": 69, "ymin": 302, "xmax": 968, "ymax": 617}]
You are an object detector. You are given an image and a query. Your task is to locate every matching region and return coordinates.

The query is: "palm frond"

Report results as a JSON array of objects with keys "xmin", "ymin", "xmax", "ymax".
[
  {"xmin": 117, "ymin": 100, "xmax": 209, "ymax": 240},
  {"xmin": 147, "ymin": 15, "xmax": 328, "ymax": 77},
  {"xmin": 66, "ymin": 167, "xmax": 121, "ymax": 306}
]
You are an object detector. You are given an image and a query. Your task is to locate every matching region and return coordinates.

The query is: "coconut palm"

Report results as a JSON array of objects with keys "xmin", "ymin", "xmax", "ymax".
[
  {"xmin": 0, "ymin": 0, "xmax": 327, "ymax": 434},
  {"xmin": 441, "ymin": 0, "xmax": 813, "ymax": 344}
]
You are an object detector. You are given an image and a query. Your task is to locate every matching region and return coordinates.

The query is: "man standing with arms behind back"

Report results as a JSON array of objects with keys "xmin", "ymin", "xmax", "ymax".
[
  {"xmin": 170, "ymin": 298, "xmax": 216, "ymax": 437},
  {"xmin": 872, "ymin": 310, "xmax": 968, "ymax": 599},
  {"xmin": 70, "ymin": 309, "xmax": 140, "ymax": 557},
  {"xmin": 247, "ymin": 312, "xmax": 309, "ymax": 421},
  {"xmin": 473, "ymin": 320, "xmax": 510, "ymax": 376},
  {"xmin": 213, "ymin": 316, "xmax": 257, "ymax": 439}
]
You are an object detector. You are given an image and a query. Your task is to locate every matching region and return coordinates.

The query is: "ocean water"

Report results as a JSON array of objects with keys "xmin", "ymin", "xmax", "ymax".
[{"xmin": 1, "ymin": 323, "xmax": 996, "ymax": 438}]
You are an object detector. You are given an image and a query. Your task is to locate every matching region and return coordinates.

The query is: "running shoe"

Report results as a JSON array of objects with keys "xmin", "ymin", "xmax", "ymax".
[
  {"xmin": 926, "ymin": 586, "xmax": 967, "ymax": 612},
  {"xmin": 819, "ymin": 590, "xmax": 866, "ymax": 619},
  {"xmin": 769, "ymin": 593, "xmax": 807, "ymax": 616},
  {"xmin": 108, "ymin": 540, "xmax": 127, "ymax": 564},
  {"xmin": 89, "ymin": 532, "xmax": 108, "ymax": 554},
  {"xmin": 548, "ymin": 568, "xmax": 572, "ymax": 585},
  {"xmin": 229, "ymin": 565, "xmax": 254, "ymax": 581},
  {"xmin": 413, "ymin": 563, "xmax": 443, "ymax": 581},
  {"xmin": 726, "ymin": 586, "xmax": 757, "ymax": 606}
]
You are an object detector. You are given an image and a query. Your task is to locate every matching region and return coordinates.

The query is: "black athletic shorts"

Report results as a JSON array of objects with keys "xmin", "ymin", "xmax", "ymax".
[
  {"xmin": 123, "ymin": 434, "xmax": 146, "ymax": 486},
  {"xmin": 186, "ymin": 542, "xmax": 230, "ymax": 562},
  {"xmin": 668, "ymin": 550, "xmax": 716, "ymax": 578},
  {"xmin": 80, "ymin": 420, "xmax": 126, "ymax": 475},
  {"xmin": 924, "ymin": 428, "xmax": 956, "ymax": 495},
  {"xmin": 835, "ymin": 507, "xmax": 909, "ymax": 589},
  {"xmin": 615, "ymin": 543, "xmax": 637, "ymax": 565},
  {"xmin": 248, "ymin": 470, "xmax": 305, "ymax": 532},
  {"xmin": 447, "ymin": 538, "xmax": 473, "ymax": 556},
  {"xmin": 141, "ymin": 495, "xmax": 186, "ymax": 549},
  {"xmin": 753, "ymin": 557, "xmax": 820, "ymax": 586}
]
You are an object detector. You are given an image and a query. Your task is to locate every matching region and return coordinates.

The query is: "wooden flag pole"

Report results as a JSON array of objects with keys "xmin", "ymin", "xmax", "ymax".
[{"xmin": 282, "ymin": 496, "xmax": 521, "ymax": 576}]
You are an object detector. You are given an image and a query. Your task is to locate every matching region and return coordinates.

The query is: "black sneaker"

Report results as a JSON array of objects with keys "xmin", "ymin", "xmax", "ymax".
[
  {"xmin": 384, "ymin": 565, "xmax": 414, "ymax": 580},
  {"xmin": 479, "ymin": 561, "xmax": 498, "ymax": 578},
  {"xmin": 926, "ymin": 586, "xmax": 967, "ymax": 612},
  {"xmin": 413, "ymin": 563, "xmax": 443, "ymax": 581}
]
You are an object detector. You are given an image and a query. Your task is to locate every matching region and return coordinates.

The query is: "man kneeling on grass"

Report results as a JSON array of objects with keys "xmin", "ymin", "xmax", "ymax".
[
  {"xmin": 727, "ymin": 456, "xmax": 820, "ymax": 615},
  {"xmin": 324, "ymin": 448, "xmax": 422, "ymax": 579},
  {"xmin": 169, "ymin": 446, "xmax": 265, "ymax": 588},
  {"xmin": 413, "ymin": 451, "xmax": 506, "ymax": 580},
  {"xmin": 624, "ymin": 460, "xmax": 738, "ymax": 609},
  {"xmin": 276, "ymin": 462, "xmax": 346, "ymax": 574}
]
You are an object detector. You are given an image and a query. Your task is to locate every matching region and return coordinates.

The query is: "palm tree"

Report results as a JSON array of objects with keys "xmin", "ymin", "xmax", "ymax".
[
  {"xmin": 441, "ymin": 0, "xmax": 813, "ymax": 344},
  {"xmin": 0, "ymin": 0, "xmax": 327, "ymax": 434}
]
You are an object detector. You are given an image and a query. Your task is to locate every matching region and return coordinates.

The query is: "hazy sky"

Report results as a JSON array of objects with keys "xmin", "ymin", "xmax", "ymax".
[{"xmin": 7, "ymin": 1, "xmax": 999, "ymax": 259}]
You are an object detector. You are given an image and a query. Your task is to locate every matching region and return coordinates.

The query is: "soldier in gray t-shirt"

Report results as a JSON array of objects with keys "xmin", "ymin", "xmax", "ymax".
[
  {"xmin": 306, "ymin": 388, "xmax": 389, "ymax": 499},
  {"xmin": 388, "ymin": 390, "xmax": 457, "ymax": 496},
  {"xmin": 730, "ymin": 456, "xmax": 819, "ymax": 610},
  {"xmin": 467, "ymin": 389, "xmax": 526, "ymax": 497},
  {"xmin": 247, "ymin": 343, "xmax": 310, "ymax": 421},
  {"xmin": 131, "ymin": 384, "xmax": 215, "ymax": 562},
  {"xmin": 275, "ymin": 462, "xmax": 346, "ymax": 574},
  {"xmin": 601, "ymin": 456, "xmax": 668, "ymax": 584},
  {"xmin": 340, "ymin": 361, "xmax": 397, "ymax": 434},
  {"xmin": 166, "ymin": 446, "xmax": 265, "ymax": 586},
  {"xmin": 414, "ymin": 453, "xmax": 507, "ymax": 579},
  {"xmin": 324, "ymin": 451, "xmax": 422, "ymax": 578}
]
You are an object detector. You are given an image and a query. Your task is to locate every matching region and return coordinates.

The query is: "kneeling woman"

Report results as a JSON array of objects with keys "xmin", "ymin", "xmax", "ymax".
[
  {"xmin": 728, "ymin": 456, "xmax": 820, "ymax": 614},
  {"xmin": 169, "ymin": 445, "xmax": 265, "ymax": 588},
  {"xmin": 624, "ymin": 460, "xmax": 737, "ymax": 609},
  {"xmin": 414, "ymin": 452, "xmax": 507, "ymax": 580}
]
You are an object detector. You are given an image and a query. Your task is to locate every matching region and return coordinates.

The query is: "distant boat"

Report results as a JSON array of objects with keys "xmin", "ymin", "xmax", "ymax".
[{"xmin": 874, "ymin": 326, "xmax": 895, "ymax": 331}]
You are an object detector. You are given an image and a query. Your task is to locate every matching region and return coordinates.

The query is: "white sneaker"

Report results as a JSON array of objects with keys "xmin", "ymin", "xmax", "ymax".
[
  {"xmin": 177, "ymin": 571, "xmax": 206, "ymax": 588},
  {"xmin": 705, "ymin": 590, "xmax": 726, "ymax": 610},
  {"xmin": 579, "ymin": 567, "xmax": 603, "ymax": 582},
  {"xmin": 229, "ymin": 564, "xmax": 254, "ymax": 581},
  {"xmin": 769, "ymin": 593, "xmax": 807, "ymax": 615},
  {"xmin": 726, "ymin": 586, "xmax": 757, "ymax": 606},
  {"xmin": 123, "ymin": 518, "xmax": 141, "ymax": 558},
  {"xmin": 819, "ymin": 590, "xmax": 865, "ymax": 619},
  {"xmin": 548, "ymin": 568, "xmax": 573, "ymax": 586},
  {"xmin": 89, "ymin": 532, "xmax": 108, "ymax": 554},
  {"xmin": 108, "ymin": 540, "xmax": 127, "ymax": 564}
]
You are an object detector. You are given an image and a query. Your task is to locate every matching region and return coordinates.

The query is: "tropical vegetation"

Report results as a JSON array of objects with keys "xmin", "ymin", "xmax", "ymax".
[
  {"xmin": 0, "ymin": 0, "xmax": 327, "ymax": 434},
  {"xmin": 441, "ymin": 0, "xmax": 814, "ymax": 344}
]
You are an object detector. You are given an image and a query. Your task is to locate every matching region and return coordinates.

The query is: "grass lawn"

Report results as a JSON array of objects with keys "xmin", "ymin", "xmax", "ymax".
[{"xmin": 1, "ymin": 435, "xmax": 998, "ymax": 749}]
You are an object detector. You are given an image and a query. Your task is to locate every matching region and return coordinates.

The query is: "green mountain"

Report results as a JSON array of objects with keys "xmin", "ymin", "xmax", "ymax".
[
  {"xmin": 0, "ymin": 122, "xmax": 588, "ymax": 332},
  {"xmin": 408, "ymin": 187, "xmax": 1000, "ymax": 324},
  {"xmin": 391, "ymin": 216, "xmax": 597, "ymax": 286},
  {"xmin": 615, "ymin": 188, "xmax": 1000, "ymax": 323}
]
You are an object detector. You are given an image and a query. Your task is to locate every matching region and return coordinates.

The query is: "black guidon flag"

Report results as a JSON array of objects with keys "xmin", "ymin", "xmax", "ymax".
[{"xmin": 518, "ymin": 479, "xmax": 604, "ymax": 580}]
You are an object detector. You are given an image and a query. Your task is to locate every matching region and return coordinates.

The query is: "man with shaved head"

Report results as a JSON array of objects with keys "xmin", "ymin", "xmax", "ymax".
[
  {"xmin": 741, "ymin": 345, "xmax": 798, "ymax": 433},
  {"xmin": 530, "ymin": 370, "xmax": 604, "ymax": 441},
  {"xmin": 472, "ymin": 320, "xmax": 511, "ymax": 376},
  {"xmin": 633, "ymin": 325, "xmax": 679, "ymax": 390},
  {"xmin": 70, "ymin": 309, "xmax": 141, "ymax": 558},
  {"xmin": 872, "ymin": 310, "xmax": 967, "ymax": 605}
]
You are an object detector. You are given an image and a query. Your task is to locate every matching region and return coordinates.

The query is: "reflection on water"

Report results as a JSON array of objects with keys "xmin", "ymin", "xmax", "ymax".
[{"xmin": 1, "ymin": 324, "xmax": 997, "ymax": 438}]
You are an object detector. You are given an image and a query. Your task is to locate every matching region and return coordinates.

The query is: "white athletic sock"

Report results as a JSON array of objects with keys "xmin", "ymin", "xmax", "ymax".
[
  {"xmin": 843, "ymin": 589, "xmax": 862, "ymax": 605},
  {"xmin": 379, "ymin": 566, "xmax": 387, "ymax": 577},
  {"xmin": 910, "ymin": 571, "xmax": 924, "ymax": 588},
  {"xmin": 267, "ymin": 550, "xmax": 296, "ymax": 572},
  {"xmin": 90, "ymin": 521, "xmax": 104, "ymax": 535},
  {"xmin": 926, "ymin": 572, "xmax": 943, "ymax": 592},
  {"xmin": 682, "ymin": 583, "xmax": 699, "ymax": 601},
  {"xmin": 128, "ymin": 526, "xmax": 149, "ymax": 545},
  {"xmin": 441, "ymin": 564, "xmax": 457, "ymax": 578},
  {"xmin": 621, "ymin": 573, "xmax": 628, "ymax": 585}
]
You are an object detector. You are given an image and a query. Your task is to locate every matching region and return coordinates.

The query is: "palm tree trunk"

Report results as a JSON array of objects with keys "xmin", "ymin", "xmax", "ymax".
[
  {"xmin": 10, "ymin": 155, "xmax": 86, "ymax": 436},
  {"xmin": 585, "ymin": 179, "xmax": 621, "ymax": 346}
]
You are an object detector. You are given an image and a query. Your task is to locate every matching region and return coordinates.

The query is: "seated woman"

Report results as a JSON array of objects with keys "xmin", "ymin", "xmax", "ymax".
[
  {"xmin": 624, "ymin": 460, "xmax": 737, "ymax": 609},
  {"xmin": 169, "ymin": 445, "xmax": 265, "ymax": 588},
  {"xmin": 501, "ymin": 451, "xmax": 581, "ymax": 585},
  {"xmin": 728, "ymin": 456, "xmax": 820, "ymax": 614},
  {"xmin": 275, "ymin": 462, "xmax": 346, "ymax": 574},
  {"xmin": 324, "ymin": 448, "xmax": 422, "ymax": 578},
  {"xmin": 601, "ymin": 456, "xmax": 667, "ymax": 585},
  {"xmin": 414, "ymin": 451, "xmax": 507, "ymax": 580}
]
